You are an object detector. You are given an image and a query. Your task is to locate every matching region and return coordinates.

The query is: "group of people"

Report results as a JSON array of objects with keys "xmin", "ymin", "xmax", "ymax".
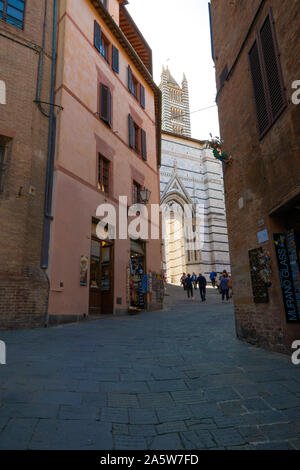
[
  {"xmin": 180, "ymin": 270, "xmax": 232, "ymax": 303},
  {"xmin": 180, "ymin": 272, "xmax": 207, "ymax": 301}
]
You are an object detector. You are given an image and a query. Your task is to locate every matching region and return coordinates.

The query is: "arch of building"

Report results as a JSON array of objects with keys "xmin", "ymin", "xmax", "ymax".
[{"xmin": 161, "ymin": 192, "xmax": 194, "ymax": 285}]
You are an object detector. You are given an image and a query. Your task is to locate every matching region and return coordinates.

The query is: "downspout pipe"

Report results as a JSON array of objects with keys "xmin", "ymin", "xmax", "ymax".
[{"xmin": 41, "ymin": 0, "xmax": 57, "ymax": 325}]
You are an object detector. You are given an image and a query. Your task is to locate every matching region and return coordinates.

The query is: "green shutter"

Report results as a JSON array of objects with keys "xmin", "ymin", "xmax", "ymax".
[
  {"xmin": 112, "ymin": 46, "xmax": 119, "ymax": 73},
  {"xmin": 128, "ymin": 66, "xmax": 133, "ymax": 93},
  {"xmin": 141, "ymin": 129, "xmax": 147, "ymax": 160},
  {"xmin": 128, "ymin": 114, "xmax": 135, "ymax": 148},
  {"xmin": 94, "ymin": 21, "xmax": 101, "ymax": 53},
  {"xmin": 140, "ymin": 85, "xmax": 145, "ymax": 108}
]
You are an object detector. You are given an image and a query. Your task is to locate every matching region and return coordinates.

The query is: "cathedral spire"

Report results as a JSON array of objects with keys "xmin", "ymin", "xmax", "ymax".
[{"xmin": 159, "ymin": 66, "xmax": 191, "ymax": 138}]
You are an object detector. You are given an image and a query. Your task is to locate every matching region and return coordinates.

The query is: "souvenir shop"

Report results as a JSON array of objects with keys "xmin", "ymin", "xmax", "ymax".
[{"xmin": 129, "ymin": 239, "xmax": 147, "ymax": 309}]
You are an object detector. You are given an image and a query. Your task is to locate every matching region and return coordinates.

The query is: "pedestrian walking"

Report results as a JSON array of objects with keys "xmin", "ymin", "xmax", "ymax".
[
  {"xmin": 191, "ymin": 272, "xmax": 197, "ymax": 290},
  {"xmin": 180, "ymin": 273, "xmax": 187, "ymax": 290},
  {"xmin": 220, "ymin": 273, "xmax": 230, "ymax": 302},
  {"xmin": 197, "ymin": 273, "xmax": 207, "ymax": 301},
  {"xmin": 210, "ymin": 271, "xmax": 217, "ymax": 288},
  {"xmin": 185, "ymin": 274, "xmax": 194, "ymax": 299}
]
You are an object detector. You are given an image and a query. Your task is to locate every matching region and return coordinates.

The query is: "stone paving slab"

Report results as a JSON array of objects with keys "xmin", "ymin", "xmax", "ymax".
[
  {"xmin": 128, "ymin": 408, "xmax": 159, "ymax": 425},
  {"xmin": 0, "ymin": 418, "xmax": 38, "ymax": 450},
  {"xmin": 1, "ymin": 285, "xmax": 300, "ymax": 449},
  {"xmin": 29, "ymin": 419, "xmax": 113, "ymax": 450}
]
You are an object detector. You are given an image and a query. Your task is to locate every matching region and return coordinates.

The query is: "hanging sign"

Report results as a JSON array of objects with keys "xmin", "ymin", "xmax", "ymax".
[{"xmin": 273, "ymin": 233, "xmax": 299, "ymax": 323}]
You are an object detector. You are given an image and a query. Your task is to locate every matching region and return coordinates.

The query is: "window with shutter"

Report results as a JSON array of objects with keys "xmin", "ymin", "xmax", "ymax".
[
  {"xmin": 0, "ymin": 0, "xmax": 25, "ymax": 29},
  {"xmin": 128, "ymin": 66, "xmax": 133, "ymax": 94},
  {"xmin": 133, "ymin": 181, "xmax": 141, "ymax": 204},
  {"xmin": 98, "ymin": 155, "xmax": 110, "ymax": 194},
  {"xmin": 140, "ymin": 85, "xmax": 145, "ymax": 109},
  {"xmin": 94, "ymin": 21, "xmax": 101, "ymax": 53},
  {"xmin": 112, "ymin": 46, "xmax": 119, "ymax": 73},
  {"xmin": 259, "ymin": 14, "xmax": 286, "ymax": 119},
  {"xmin": 141, "ymin": 129, "xmax": 147, "ymax": 161},
  {"xmin": 249, "ymin": 41, "xmax": 271, "ymax": 136},
  {"xmin": 249, "ymin": 11, "xmax": 286, "ymax": 138},
  {"xmin": 100, "ymin": 84, "xmax": 112, "ymax": 127},
  {"xmin": 128, "ymin": 114, "xmax": 135, "ymax": 149}
]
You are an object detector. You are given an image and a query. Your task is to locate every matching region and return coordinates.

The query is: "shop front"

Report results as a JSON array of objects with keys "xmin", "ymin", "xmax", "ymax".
[
  {"xmin": 129, "ymin": 239, "xmax": 147, "ymax": 310},
  {"xmin": 271, "ymin": 193, "xmax": 300, "ymax": 323}
]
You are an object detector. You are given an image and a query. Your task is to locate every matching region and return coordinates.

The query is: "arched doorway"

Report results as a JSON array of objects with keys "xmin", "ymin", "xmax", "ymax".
[{"xmin": 161, "ymin": 194, "xmax": 193, "ymax": 285}]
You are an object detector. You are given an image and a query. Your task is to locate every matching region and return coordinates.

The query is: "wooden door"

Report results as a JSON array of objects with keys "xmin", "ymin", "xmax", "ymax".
[{"xmin": 89, "ymin": 239, "xmax": 114, "ymax": 314}]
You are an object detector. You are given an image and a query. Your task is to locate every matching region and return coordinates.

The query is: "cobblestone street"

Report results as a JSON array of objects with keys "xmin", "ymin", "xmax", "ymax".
[{"xmin": 0, "ymin": 285, "xmax": 300, "ymax": 450}]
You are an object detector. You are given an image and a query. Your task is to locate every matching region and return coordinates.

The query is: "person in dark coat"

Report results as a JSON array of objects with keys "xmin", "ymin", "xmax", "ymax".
[
  {"xmin": 197, "ymin": 273, "xmax": 207, "ymax": 301},
  {"xmin": 185, "ymin": 274, "xmax": 194, "ymax": 299}
]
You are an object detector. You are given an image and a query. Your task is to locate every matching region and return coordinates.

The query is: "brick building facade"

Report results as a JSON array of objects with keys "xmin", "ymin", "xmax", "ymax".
[
  {"xmin": 0, "ymin": 0, "xmax": 55, "ymax": 328},
  {"xmin": 210, "ymin": 0, "xmax": 300, "ymax": 352}
]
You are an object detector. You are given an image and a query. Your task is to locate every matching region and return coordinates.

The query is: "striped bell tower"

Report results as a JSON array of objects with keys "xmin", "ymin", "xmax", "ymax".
[{"xmin": 159, "ymin": 66, "xmax": 191, "ymax": 138}]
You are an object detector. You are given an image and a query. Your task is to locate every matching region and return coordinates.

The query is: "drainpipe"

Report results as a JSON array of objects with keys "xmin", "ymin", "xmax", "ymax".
[{"xmin": 41, "ymin": 0, "xmax": 57, "ymax": 326}]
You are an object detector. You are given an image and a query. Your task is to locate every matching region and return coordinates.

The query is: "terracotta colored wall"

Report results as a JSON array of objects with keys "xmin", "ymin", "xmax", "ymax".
[
  {"xmin": 211, "ymin": 0, "xmax": 300, "ymax": 352},
  {"xmin": 48, "ymin": 0, "xmax": 161, "ymax": 316}
]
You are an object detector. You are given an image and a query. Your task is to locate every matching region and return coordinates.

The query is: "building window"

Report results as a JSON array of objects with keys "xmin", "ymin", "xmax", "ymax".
[
  {"xmin": 171, "ymin": 107, "xmax": 183, "ymax": 121},
  {"xmin": 128, "ymin": 114, "xmax": 147, "ymax": 160},
  {"xmin": 112, "ymin": 45, "xmax": 119, "ymax": 73},
  {"xmin": 99, "ymin": 83, "xmax": 112, "ymax": 127},
  {"xmin": 94, "ymin": 20, "xmax": 110, "ymax": 63},
  {"xmin": 100, "ymin": 35, "xmax": 109, "ymax": 61},
  {"xmin": 0, "ymin": 0, "xmax": 25, "ymax": 29},
  {"xmin": 173, "ymin": 125, "xmax": 183, "ymax": 135},
  {"xmin": 133, "ymin": 181, "xmax": 141, "ymax": 204},
  {"xmin": 128, "ymin": 66, "xmax": 146, "ymax": 109},
  {"xmin": 98, "ymin": 155, "xmax": 109, "ymax": 193},
  {"xmin": 249, "ymin": 11, "xmax": 286, "ymax": 138},
  {"xmin": 134, "ymin": 122, "xmax": 140, "ymax": 154},
  {"xmin": 140, "ymin": 84, "xmax": 145, "ymax": 109},
  {"xmin": 170, "ymin": 88, "xmax": 182, "ymax": 103}
]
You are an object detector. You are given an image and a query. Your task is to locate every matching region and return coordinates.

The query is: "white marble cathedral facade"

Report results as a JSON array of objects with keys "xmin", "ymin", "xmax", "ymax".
[{"xmin": 159, "ymin": 67, "xmax": 230, "ymax": 284}]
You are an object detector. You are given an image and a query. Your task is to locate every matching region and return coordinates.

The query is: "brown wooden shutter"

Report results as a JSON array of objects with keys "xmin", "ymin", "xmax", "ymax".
[
  {"xmin": 128, "ymin": 66, "xmax": 133, "ymax": 94},
  {"xmin": 249, "ymin": 41, "xmax": 271, "ymax": 137},
  {"xmin": 140, "ymin": 84, "xmax": 145, "ymax": 108},
  {"xmin": 100, "ymin": 84, "xmax": 112, "ymax": 126},
  {"xmin": 94, "ymin": 21, "xmax": 101, "ymax": 53},
  {"xmin": 128, "ymin": 114, "xmax": 135, "ymax": 148},
  {"xmin": 259, "ymin": 13, "xmax": 286, "ymax": 120},
  {"xmin": 141, "ymin": 129, "xmax": 147, "ymax": 161},
  {"xmin": 112, "ymin": 46, "xmax": 119, "ymax": 73}
]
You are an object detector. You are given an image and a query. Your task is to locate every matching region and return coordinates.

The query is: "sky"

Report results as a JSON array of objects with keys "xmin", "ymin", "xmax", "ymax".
[{"xmin": 126, "ymin": 0, "xmax": 220, "ymax": 140}]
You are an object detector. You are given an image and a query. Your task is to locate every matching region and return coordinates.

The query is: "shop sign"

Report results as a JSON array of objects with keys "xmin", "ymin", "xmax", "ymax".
[
  {"xmin": 274, "ymin": 233, "xmax": 300, "ymax": 322},
  {"xmin": 286, "ymin": 229, "xmax": 300, "ymax": 315}
]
